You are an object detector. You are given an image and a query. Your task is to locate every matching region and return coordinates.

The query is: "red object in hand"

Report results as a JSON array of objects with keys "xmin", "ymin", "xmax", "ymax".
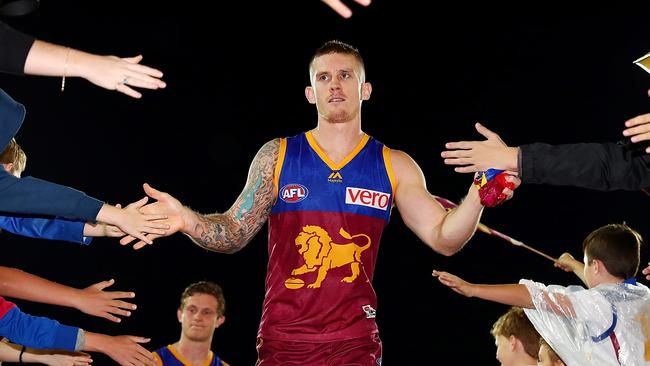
[{"xmin": 474, "ymin": 169, "xmax": 515, "ymax": 207}]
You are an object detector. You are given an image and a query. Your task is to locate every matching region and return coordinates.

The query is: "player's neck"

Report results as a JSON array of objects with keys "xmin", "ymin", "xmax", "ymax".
[
  {"xmin": 174, "ymin": 338, "xmax": 212, "ymax": 365},
  {"xmin": 310, "ymin": 123, "xmax": 365, "ymax": 161}
]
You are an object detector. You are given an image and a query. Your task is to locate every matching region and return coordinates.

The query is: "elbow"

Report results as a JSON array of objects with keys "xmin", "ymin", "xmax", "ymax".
[
  {"xmin": 436, "ymin": 247, "xmax": 461, "ymax": 257},
  {"xmin": 429, "ymin": 241, "xmax": 464, "ymax": 256}
]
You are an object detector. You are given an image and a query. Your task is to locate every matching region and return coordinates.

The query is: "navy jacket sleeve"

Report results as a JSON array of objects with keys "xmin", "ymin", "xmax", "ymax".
[
  {"xmin": 520, "ymin": 142, "xmax": 650, "ymax": 191},
  {"xmin": 0, "ymin": 298, "xmax": 79, "ymax": 351},
  {"xmin": 0, "ymin": 169, "xmax": 103, "ymax": 222},
  {"xmin": 0, "ymin": 21, "xmax": 35, "ymax": 74},
  {"xmin": 0, "ymin": 215, "xmax": 91, "ymax": 245}
]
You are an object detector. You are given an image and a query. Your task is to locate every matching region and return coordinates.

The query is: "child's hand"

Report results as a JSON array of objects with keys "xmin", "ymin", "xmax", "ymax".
[
  {"xmin": 554, "ymin": 253, "xmax": 577, "ymax": 273},
  {"xmin": 642, "ymin": 262, "xmax": 650, "ymax": 281},
  {"xmin": 432, "ymin": 270, "xmax": 475, "ymax": 297},
  {"xmin": 74, "ymin": 279, "xmax": 136, "ymax": 323}
]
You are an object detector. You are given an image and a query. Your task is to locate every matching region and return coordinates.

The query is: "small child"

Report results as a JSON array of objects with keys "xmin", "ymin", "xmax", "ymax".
[
  {"xmin": 434, "ymin": 223, "xmax": 650, "ymax": 365},
  {"xmin": 491, "ymin": 307, "xmax": 540, "ymax": 366},
  {"xmin": 537, "ymin": 338, "xmax": 565, "ymax": 366}
]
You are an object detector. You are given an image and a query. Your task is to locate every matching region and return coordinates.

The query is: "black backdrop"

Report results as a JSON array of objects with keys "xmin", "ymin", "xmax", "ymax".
[{"xmin": 1, "ymin": 2, "xmax": 650, "ymax": 364}]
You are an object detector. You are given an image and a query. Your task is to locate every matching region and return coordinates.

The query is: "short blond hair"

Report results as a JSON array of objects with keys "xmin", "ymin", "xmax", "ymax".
[
  {"xmin": 491, "ymin": 307, "xmax": 540, "ymax": 359},
  {"xmin": 0, "ymin": 138, "xmax": 26, "ymax": 176}
]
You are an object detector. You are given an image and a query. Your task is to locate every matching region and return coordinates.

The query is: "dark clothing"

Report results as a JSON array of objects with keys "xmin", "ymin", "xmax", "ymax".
[
  {"xmin": 0, "ymin": 169, "xmax": 103, "ymax": 222},
  {"xmin": 0, "ymin": 21, "xmax": 34, "ymax": 74},
  {"xmin": 520, "ymin": 142, "xmax": 650, "ymax": 191}
]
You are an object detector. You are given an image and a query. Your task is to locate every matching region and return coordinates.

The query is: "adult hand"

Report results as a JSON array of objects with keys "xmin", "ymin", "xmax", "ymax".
[{"xmin": 442, "ymin": 123, "xmax": 519, "ymax": 173}]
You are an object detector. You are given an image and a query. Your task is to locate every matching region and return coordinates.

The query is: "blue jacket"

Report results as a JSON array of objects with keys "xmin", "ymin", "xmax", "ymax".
[
  {"xmin": 0, "ymin": 215, "xmax": 92, "ymax": 245},
  {"xmin": 0, "ymin": 169, "xmax": 103, "ymax": 222},
  {"xmin": 0, "ymin": 298, "xmax": 79, "ymax": 350}
]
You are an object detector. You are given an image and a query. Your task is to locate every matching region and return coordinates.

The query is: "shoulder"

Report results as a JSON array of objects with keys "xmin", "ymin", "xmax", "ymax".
[{"xmin": 388, "ymin": 149, "xmax": 424, "ymax": 184}]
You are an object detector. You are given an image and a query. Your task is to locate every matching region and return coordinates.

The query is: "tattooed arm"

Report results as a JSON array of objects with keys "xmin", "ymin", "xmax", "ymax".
[{"xmin": 126, "ymin": 139, "xmax": 280, "ymax": 252}]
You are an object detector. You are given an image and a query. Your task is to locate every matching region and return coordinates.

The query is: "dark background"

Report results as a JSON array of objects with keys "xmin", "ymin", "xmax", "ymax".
[{"xmin": 1, "ymin": 1, "xmax": 650, "ymax": 364}]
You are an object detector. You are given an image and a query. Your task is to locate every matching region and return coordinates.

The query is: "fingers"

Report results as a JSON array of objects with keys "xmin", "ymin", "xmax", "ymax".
[
  {"xmin": 505, "ymin": 175, "xmax": 521, "ymax": 189},
  {"xmin": 125, "ymin": 61, "xmax": 165, "ymax": 80},
  {"xmin": 322, "ymin": 0, "xmax": 353, "ymax": 18},
  {"xmin": 142, "ymin": 215, "xmax": 169, "ymax": 224},
  {"xmin": 642, "ymin": 263, "xmax": 650, "ymax": 274},
  {"xmin": 445, "ymin": 141, "xmax": 474, "ymax": 150},
  {"xmin": 133, "ymin": 234, "xmax": 160, "ymax": 250},
  {"xmin": 126, "ymin": 335, "xmax": 151, "ymax": 344},
  {"xmin": 93, "ymin": 278, "xmax": 115, "ymax": 290},
  {"xmin": 143, "ymin": 183, "xmax": 164, "ymax": 200},
  {"xmin": 474, "ymin": 122, "xmax": 498, "ymax": 139},
  {"xmin": 127, "ymin": 196, "xmax": 149, "ymax": 209},
  {"xmin": 130, "ymin": 231, "xmax": 153, "ymax": 246},
  {"xmin": 624, "ymin": 112, "xmax": 650, "ymax": 128},
  {"xmin": 453, "ymin": 165, "xmax": 481, "ymax": 173},
  {"xmin": 108, "ymin": 291, "xmax": 136, "ymax": 301},
  {"xmin": 120, "ymin": 235, "xmax": 136, "ymax": 246},
  {"xmin": 115, "ymin": 82, "xmax": 143, "ymax": 99},
  {"xmin": 111, "ymin": 299, "xmax": 137, "ymax": 311},
  {"xmin": 122, "ymin": 55, "xmax": 144, "ymax": 64}
]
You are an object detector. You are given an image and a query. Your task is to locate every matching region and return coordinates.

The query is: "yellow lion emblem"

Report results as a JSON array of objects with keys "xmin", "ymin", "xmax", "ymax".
[{"xmin": 288, "ymin": 225, "xmax": 371, "ymax": 289}]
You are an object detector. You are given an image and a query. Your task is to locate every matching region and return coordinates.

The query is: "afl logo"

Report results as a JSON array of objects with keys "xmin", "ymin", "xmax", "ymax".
[{"xmin": 280, "ymin": 184, "xmax": 309, "ymax": 203}]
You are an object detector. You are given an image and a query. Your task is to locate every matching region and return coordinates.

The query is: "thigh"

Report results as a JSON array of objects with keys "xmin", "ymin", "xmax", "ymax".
[{"xmin": 328, "ymin": 333, "xmax": 383, "ymax": 366}]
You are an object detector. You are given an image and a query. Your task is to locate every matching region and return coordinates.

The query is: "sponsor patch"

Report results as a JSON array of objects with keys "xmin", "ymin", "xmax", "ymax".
[
  {"xmin": 280, "ymin": 184, "xmax": 308, "ymax": 203},
  {"xmin": 346, "ymin": 187, "xmax": 390, "ymax": 211}
]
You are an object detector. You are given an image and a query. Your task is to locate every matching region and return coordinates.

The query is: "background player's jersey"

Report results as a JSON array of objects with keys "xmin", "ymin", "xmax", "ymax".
[{"xmin": 260, "ymin": 131, "xmax": 395, "ymax": 341}]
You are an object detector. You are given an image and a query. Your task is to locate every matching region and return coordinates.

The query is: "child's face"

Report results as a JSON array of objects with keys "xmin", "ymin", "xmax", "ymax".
[
  {"xmin": 583, "ymin": 254, "xmax": 596, "ymax": 288},
  {"xmin": 495, "ymin": 335, "xmax": 515, "ymax": 366},
  {"xmin": 537, "ymin": 343, "xmax": 563, "ymax": 366}
]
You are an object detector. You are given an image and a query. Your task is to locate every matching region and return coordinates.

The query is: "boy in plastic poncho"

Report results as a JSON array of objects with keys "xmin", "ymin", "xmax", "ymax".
[{"xmin": 433, "ymin": 223, "xmax": 650, "ymax": 366}]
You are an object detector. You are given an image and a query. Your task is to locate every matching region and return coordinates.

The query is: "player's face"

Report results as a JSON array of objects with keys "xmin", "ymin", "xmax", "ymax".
[
  {"xmin": 537, "ymin": 344, "xmax": 563, "ymax": 366},
  {"xmin": 307, "ymin": 53, "xmax": 370, "ymax": 124},
  {"xmin": 178, "ymin": 293, "xmax": 224, "ymax": 342}
]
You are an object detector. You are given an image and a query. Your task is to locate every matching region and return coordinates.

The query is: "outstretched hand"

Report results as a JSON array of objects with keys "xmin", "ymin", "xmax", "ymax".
[
  {"xmin": 642, "ymin": 263, "xmax": 650, "ymax": 281},
  {"xmin": 119, "ymin": 183, "xmax": 187, "ymax": 249},
  {"xmin": 442, "ymin": 122, "xmax": 519, "ymax": 173},
  {"xmin": 623, "ymin": 111, "xmax": 650, "ymax": 153},
  {"xmin": 83, "ymin": 54, "xmax": 166, "ymax": 99},
  {"xmin": 106, "ymin": 197, "xmax": 169, "ymax": 246},
  {"xmin": 100, "ymin": 335, "xmax": 154, "ymax": 366},
  {"xmin": 321, "ymin": 0, "xmax": 371, "ymax": 18},
  {"xmin": 75, "ymin": 279, "xmax": 136, "ymax": 323},
  {"xmin": 34, "ymin": 350, "xmax": 93, "ymax": 366},
  {"xmin": 432, "ymin": 270, "xmax": 475, "ymax": 297}
]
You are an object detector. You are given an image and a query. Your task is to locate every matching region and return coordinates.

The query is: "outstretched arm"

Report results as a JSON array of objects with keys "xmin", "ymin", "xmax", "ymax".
[
  {"xmin": 0, "ymin": 268, "xmax": 135, "ymax": 323},
  {"xmin": 123, "ymin": 139, "xmax": 281, "ymax": 252},
  {"xmin": 392, "ymin": 149, "xmax": 502, "ymax": 255},
  {"xmin": 24, "ymin": 40, "xmax": 166, "ymax": 98},
  {"xmin": 432, "ymin": 270, "xmax": 575, "ymax": 316},
  {"xmin": 432, "ymin": 270, "xmax": 534, "ymax": 308},
  {"xmin": 0, "ymin": 342, "xmax": 92, "ymax": 366}
]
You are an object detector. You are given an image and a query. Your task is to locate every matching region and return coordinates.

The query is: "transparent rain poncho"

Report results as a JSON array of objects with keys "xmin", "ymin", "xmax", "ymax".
[{"xmin": 521, "ymin": 279, "xmax": 650, "ymax": 366}]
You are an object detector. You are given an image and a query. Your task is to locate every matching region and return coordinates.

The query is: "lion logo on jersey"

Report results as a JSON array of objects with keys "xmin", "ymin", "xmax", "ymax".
[{"xmin": 286, "ymin": 225, "xmax": 371, "ymax": 289}]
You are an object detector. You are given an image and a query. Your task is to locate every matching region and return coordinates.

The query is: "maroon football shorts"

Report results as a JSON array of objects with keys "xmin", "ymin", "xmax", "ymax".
[{"xmin": 256, "ymin": 333, "xmax": 382, "ymax": 366}]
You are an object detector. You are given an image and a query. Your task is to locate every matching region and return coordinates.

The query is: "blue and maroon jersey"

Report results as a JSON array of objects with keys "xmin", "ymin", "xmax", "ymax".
[
  {"xmin": 259, "ymin": 131, "xmax": 396, "ymax": 342},
  {"xmin": 154, "ymin": 345, "xmax": 228, "ymax": 366}
]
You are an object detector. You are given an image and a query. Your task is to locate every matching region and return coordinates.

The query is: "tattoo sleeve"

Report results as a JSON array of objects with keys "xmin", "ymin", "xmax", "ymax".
[{"xmin": 188, "ymin": 139, "xmax": 279, "ymax": 253}]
